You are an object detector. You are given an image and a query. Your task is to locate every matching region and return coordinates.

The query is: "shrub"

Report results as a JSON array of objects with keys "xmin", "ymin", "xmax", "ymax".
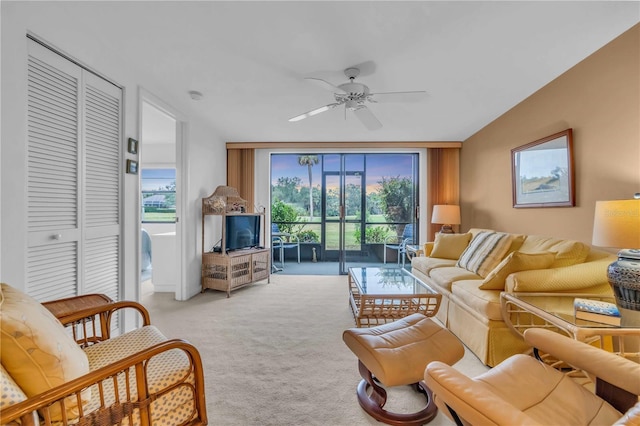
[
  {"xmin": 354, "ymin": 226, "xmax": 390, "ymax": 243},
  {"xmin": 271, "ymin": 200, "xmax": 300, "ymax": 234},
  {"xmin": 297, "ymin": 230, "xmax": 319, "ymax": 243}
]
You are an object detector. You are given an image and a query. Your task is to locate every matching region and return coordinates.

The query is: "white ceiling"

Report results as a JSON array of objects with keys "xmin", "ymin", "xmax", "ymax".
[{"xmin": 65, "ymin": 1, "xmax": 639, "ymax": 144}]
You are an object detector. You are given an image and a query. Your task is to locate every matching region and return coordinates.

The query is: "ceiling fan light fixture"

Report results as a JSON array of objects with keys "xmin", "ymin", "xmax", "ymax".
[
  {"xmin": 291, "ymin": 66, "xmax": 425, "ymax": 129},
  {"xmin": 345, "ymin": 99, "xmax": 359, "ymax": 111}
]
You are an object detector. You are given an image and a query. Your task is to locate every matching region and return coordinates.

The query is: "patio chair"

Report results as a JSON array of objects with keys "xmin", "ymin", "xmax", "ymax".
[
  {"xmin": 383, "ymin": 223, "xmax": 413, "ymax": 266},
  {"xmin": 272, "ymin": 223, "xmax": 300, "ymax": 267}
]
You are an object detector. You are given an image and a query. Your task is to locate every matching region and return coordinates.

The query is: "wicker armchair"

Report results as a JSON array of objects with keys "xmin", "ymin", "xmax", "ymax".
[{"xmin": 0, "ymin": 284, "xmax": 208, "ymax": 425}]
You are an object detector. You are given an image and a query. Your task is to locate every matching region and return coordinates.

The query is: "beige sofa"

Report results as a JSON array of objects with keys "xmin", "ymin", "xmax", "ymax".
[{"xmin": 411, "ymin": 228, "xmax": 616, "ymax": 367}]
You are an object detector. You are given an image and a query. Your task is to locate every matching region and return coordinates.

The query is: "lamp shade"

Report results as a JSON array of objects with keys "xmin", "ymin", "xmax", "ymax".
[
  {"xmin": 431, "ymin": 205, "xmax": 461, "ymax": 225},
  {"xmin": 212, "ymin": 185, "xmax": 240, "ymax": 198},
  {"xmin": 592, "ymin": 200, "xmax": 640, "ymax": 248}
]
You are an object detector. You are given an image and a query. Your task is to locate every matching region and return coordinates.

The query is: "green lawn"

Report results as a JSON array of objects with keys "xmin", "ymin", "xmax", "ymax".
[{"xmin": 142, "ymin": 212, "xmax": 176, "ymax": 222}]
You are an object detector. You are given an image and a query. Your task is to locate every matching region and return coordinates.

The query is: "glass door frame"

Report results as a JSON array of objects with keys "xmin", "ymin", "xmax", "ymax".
[{"xmin": 321, "ymin": 167, "xmax": 366, "ymax": 271}]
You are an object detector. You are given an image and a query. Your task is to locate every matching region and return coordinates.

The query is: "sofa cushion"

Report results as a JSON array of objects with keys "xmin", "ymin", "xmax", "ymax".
[
  {"xmin": 479, "ymin": 251, "xmax": 556, "ymax": 290},
  {"xmin": 428, "ymin": 267, "xmax": 482, "ymax": 293},
  {"xmin": 430, "ymin": 233, "xmax": 472, "ymax": 260},
  {"xmin": 519, "ymin": 235, "xmax": 590, "ymax": 267},
  {"xmin": 450, "ymin": 280, "xmax": 504, "ymax": 321},
  {"xmin": 411, "ymin": 257, "xmax": 457, "ymax": 276},
  {"xmin": 456, "ymin": 231, "xmax": 513, "ymax": 278},
  {"xmin": 84, "ymin": 326, "xmax": 196, "ymax": 425},
  {"xmin": 505, "ymin": 254, "xmax": 616, "ymax": 293},
  {"xmin": 0, "ymin": 283, "xmax": 91, "ymax": 420}
]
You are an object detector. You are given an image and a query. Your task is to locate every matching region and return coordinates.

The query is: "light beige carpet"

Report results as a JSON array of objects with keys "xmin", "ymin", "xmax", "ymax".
[{"xmin": 143, "ymin": 274, "xmax": 488, "ymax": 425}]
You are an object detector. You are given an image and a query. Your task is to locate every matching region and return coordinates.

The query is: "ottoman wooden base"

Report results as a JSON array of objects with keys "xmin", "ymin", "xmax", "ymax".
[
  {"xmin": 356, "ymin": 360, "xmax": 437, "ymax": 426},
  {"xmin": 343, "ymin": 313, "xmax": 464, "ymax": 425}
]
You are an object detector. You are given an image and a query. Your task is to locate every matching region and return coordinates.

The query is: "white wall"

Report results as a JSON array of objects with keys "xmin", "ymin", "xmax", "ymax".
[{"xmin": 0, "ymin": 2, "xmax": 226, "ymax": 304}]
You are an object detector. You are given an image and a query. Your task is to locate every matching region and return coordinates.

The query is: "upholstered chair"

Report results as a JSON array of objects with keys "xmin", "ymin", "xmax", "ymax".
[{"xmin": 425, "ymin": 328, "xmax": 640, "ymax": 426}]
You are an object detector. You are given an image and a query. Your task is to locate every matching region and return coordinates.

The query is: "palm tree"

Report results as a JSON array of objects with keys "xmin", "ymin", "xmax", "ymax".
[{"xmin": 298, "ymin": 155, "xmax": 319, "ymax": 220}]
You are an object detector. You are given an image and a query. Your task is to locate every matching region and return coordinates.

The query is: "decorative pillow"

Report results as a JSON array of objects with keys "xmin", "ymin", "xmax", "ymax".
[
  {"xmin": 0, "ymin": 364, "xmax": 27, "ymax": 408},
  {"xmin": 456, "ymin": 231, "xmax": 513, "ymax": 278},
  {"xmin": 519, "ymin": 236, "xmax": 590, "ymax": 267},
  {"xmin": 479, "ymin": 251, "xmax": 556, "ymax": 290},
  {"xmin": 430, "ymin": 233, "xmax": 472, "ymax": 260},
  {"xmin": 0, "ymin": 283, "xmax": 90, "ymax": 420}
]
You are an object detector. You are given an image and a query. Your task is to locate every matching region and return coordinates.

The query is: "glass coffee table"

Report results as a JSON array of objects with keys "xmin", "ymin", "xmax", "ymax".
[{"xmin": 348, "ymin": 267, "xmax": 441, "ymax": 327}]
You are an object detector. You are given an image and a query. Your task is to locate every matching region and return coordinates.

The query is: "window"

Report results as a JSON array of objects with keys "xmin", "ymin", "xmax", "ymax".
[{"xmin": 141, "ymin": 168, "xmax": 176, "ymax": 223}]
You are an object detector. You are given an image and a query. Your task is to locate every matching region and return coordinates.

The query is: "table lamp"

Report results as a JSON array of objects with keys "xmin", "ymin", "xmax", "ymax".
[
  {"xmin": 432, "ymin": 205, "xmax": 461, "ymax": 234},
  {"xmin": 592, "ymin": 198, "xmax": 640, "ymax": 326},
  {"xmin": 212, "ymin": 185, "xmax": 246, "ymax": 212}
]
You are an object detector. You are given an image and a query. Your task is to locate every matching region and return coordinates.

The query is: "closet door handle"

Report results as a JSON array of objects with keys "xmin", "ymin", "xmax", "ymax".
[{"xmin": 52, "ymin": 233, "xmax": 62, "ymax": 240}]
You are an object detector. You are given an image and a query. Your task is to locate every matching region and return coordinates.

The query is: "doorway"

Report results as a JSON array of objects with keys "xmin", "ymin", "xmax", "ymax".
[{"xmin": 139, "ymin": 96, "xmax": 183, "ymax": 299}]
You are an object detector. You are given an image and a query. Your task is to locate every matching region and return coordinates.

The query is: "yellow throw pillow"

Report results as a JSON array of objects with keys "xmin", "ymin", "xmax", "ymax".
[
  {"xmin": 0, "ymin": 364, "xmax": 27, "ymax": 408},
  {"xmin": 519, "ymin": 236, "xmax": 589, "ymax": 267},
  {"xmin": 479, "ymin": 251, "xmax": 556, "ymax": 290},
  {"xmin": 0, "ymin": 283, "xmax": 91, "ymax": 421},
  {"xmin": 430, "ymin": 233, "xmax": 472, "ymax": 260}
]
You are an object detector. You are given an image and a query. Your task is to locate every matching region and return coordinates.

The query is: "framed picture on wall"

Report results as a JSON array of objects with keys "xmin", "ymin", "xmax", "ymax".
[
  {"xmin": 511, "ymin": 129, "xmax": 575, "ymax": 208},
  {"xmin": 126, "ymin": 159, "xmax": 138, "ymax": 174},
  {"xmin": 127, "ymin": 138, "xmax": 138, "ymax": 154}
]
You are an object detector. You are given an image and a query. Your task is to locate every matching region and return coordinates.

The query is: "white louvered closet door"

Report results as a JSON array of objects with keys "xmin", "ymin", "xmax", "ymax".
[{"xmin": 26, "ymin": 39, "xmax": 122, "ymax": 303}]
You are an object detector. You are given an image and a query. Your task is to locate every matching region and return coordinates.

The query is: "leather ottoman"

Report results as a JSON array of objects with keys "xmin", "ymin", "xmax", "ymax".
[{"xmin": 343, "ymin": 313, "xmax": 464, "ymax": 425}]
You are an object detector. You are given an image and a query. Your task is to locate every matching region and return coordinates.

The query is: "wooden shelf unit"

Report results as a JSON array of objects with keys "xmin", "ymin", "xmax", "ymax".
[{"xmin": 201, "ymin": 192, "xmax": 269, "ymax": 297}]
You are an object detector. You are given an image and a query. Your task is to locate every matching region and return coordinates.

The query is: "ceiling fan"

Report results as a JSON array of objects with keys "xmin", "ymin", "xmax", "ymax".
[{"xmin": 288, "ymin": 67, "xmax": 427, "ymax": 130}]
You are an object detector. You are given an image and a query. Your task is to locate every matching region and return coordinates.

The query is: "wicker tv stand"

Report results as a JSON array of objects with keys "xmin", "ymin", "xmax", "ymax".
[
  {"xmin": 201, "ymin": 189, "xmax": 270, "ymax": 297},
  {"xmin": 201, "ymin": 248, "xmax": 270, "ymax": 297}
]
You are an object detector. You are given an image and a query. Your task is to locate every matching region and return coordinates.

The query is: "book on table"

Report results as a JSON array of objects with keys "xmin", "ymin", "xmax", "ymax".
[{"xmin": 574, "ymin": 298, "xmax": 621, "ymax": 326}]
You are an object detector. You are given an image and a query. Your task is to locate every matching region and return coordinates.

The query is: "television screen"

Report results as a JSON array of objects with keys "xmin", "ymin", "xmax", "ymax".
[{"xmin": 225, "ymin": 215, "xmax": 261, "ymax": 252}]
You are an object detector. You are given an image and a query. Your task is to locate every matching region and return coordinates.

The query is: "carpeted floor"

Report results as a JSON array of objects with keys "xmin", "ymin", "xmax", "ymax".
[{"xmin": 143, "ymin": 274, "xmax": 488, "ymax": 425}]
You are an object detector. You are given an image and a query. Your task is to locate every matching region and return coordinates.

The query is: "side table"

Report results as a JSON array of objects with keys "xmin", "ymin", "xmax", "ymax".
[
  {"xmin": 405, "ymin": 244, "xmax": 424, "ymax": 260},
  {"xmin": 43, "ymin": 294, "xmax": 115, "ymax": 347},
  {"xmin": 501, "ymin": 292, "xmax": 640, "ymax": 361}
]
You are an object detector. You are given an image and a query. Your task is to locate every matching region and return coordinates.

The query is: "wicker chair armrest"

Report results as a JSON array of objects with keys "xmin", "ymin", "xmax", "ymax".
[
  {"xmin": 0, "ymin": 339, "xmax": 207, "ymax": 426},
  {"xmin": 43, "ymin": 296, "xmax": 151, "ymax": 347},
  {"xmin": 52, "ymin": 300, "xmax": 151, "ymax": 328}
]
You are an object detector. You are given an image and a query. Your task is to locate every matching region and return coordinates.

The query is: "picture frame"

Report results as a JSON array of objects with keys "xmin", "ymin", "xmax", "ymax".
[
  {"xmin": 126, "ymin": 159, "xmax": 138, "ymax": 174},
  {"xmin": 127, "ymin": 138, "xmax": 138, "ymax": 154},
  {"xmin": 511, "ymin": 129, "xmax": 575, "ymax": 208}
]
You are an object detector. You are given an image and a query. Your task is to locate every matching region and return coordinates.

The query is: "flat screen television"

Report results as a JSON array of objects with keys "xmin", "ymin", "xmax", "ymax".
[{"xmin": 225, "ymin": 214, "xmax": 261, "ymax": 252}]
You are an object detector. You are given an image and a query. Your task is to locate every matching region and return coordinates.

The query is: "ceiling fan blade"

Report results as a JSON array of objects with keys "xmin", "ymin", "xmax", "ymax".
[
  {"xmin": 304, "ymin": 77, "xmax": 347, "ymax": 94},
  {"xmin": 288, "ymin": 103, "xmax": 340, "ymax": 122},
  {"xmin": 346, "ymin": 60, "xmax": 376, "ymax": 77},
  {"xmin": 368, "ymin": 91, "xmax": 427, "ymax": 103},
  {"xmin": 353, "ymin": 106, "xmax": 382, "ymax": 131}
]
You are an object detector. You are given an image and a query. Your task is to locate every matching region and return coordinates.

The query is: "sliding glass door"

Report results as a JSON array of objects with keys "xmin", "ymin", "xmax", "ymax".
[{"xmin": 271, "ymin": 153, "xmax": 419, "ymax": 275}]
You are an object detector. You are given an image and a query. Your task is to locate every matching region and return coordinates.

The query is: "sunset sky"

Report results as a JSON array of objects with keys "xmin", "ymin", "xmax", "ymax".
[{"xmin": 271, "ymin": 154, "xmax": 415, "ymax": 192}]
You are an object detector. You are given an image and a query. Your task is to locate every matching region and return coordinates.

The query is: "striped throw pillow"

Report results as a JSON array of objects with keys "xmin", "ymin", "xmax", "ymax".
[{"xmin": 456, "ymin": 231, "xmax": 513, "ymax": 278}]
